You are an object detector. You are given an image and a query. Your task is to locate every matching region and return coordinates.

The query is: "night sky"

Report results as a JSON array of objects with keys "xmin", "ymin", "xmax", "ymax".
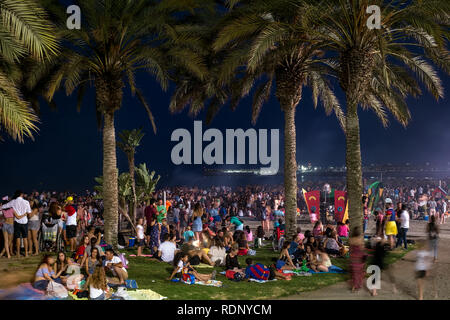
[{"xmin": 0, "ymin": 68, "xmax": 449, "ymax": 195}]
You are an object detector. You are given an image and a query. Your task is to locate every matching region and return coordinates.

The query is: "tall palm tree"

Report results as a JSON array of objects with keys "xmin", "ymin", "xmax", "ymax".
[
  {"xmin": 118, "ymin": 128, "xmax": 145, "ymax": 224},
  {"xmin": 305, "ymin": 0, "xmax": 449, "ymax": 237},
  {"xmin": 0, "ymin": 0, "xmax": 58, "ymax": 142},
  {"xmin": 209, "ymin": 0, "xmax": 345, "ymax": 239},
  {"xmin": 39, "ymin": 0, "xmax": 211, "ymax": 247}
]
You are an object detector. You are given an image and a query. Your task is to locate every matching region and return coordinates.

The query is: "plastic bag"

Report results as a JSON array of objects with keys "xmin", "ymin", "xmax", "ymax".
[{"xmin": 47, "ymin": 281, "xmax": 68, "ymax": 299}]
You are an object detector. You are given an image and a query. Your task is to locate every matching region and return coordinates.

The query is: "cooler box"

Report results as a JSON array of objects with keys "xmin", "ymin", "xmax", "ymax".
[{"xmin": 128, "ymin": 237, "xmax": 136, "ymax": 247}]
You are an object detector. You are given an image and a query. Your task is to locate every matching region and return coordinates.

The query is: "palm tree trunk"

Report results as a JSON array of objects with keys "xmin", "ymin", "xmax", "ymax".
[
  {"xmin": 345, "ymin": 99, "xmax": 363, "ymax": 238},
  {"xmin": 128, "ymin": 154, "xmax": 137, "ymax": 225},
  {"xmin": 103, "ymin": 111, "xmax": 119, "ymax": 247},
  {"xmin": 283, "ymin": 103, "xmax": 298, "ymax": 240}
]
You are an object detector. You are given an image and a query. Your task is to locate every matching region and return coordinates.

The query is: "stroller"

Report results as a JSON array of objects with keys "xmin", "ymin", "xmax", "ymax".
[{"xmin": 38, "ymin": 213, "xmax": 65, "ymax": 252}]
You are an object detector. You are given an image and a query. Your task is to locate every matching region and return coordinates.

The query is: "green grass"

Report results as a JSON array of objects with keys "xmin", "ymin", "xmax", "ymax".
[
  {"xmin": 122, "ymin": 242, "xmax": 414, "ymax": 300},
  {"xmin": 0, "ymin": 242, "xmax": 413, "ymax": 299}
]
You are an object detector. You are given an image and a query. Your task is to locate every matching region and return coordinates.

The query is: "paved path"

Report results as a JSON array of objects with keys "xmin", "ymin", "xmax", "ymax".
[{"xmin": 239, "ymin": 215, "xmax": 450, "ymax": 300}]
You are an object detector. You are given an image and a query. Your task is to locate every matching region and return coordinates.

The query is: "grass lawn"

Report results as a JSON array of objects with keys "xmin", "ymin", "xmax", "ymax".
[
  {"xmin": 123, "ymin": 241, "xmax": 415, "ymax": 300},
  {"xmin": 0, "ymin": 241, "xmax": 414, "ymax": 300}
]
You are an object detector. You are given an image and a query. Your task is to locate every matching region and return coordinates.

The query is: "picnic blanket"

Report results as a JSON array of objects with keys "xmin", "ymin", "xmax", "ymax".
[
  {"xmin": 178, "ymin": 278, "xmax": 222, "ymax": 287},
  {"xmin": 0, "ymin": 283, "xmax": 61, "ymax": 300},
  {"xmin": 248, "ymin": 278, "xmax": 277, "ymax": 283},
  {"xmin": 107, "ymin": 279, "xmax": 139, "ymax": 289},
  {"xmin": 308, "ymin": 265, "xmax": 346, "ymax": 274},
  {"xmin": 129, "ymin": 254, "xmax": 153, "ymax": 257},
  {"xmin": 127, "ymin": 289, "xmax": 167, "ymax": 300},
  {"xmin": 195, "ymin": 263, "xmax": 214, "ymax": 268},
  {"xmin": 283, "ymin": 270, "xmax": 312, "ymax": 276},
  {"xmin": 67, "ymin": 291, "xmax": 88, "ymax": 300}
]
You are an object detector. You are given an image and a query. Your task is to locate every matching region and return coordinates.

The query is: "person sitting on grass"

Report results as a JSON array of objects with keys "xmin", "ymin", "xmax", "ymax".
[
  {"xmin": 237, "ymin": 231, "xmax": 249, "ymax": 256},
  {"xmin": 85, "ymin": 225, "xmax": 101, "ymax": 245},
  {"xmin": 305, "ymin": 235, "xmax": 318, "ymax": 250},
  {"xmin": 168, "ymin": 252, "xmax": 217, "ymax": 282},
  {"xmin": 244, "ymin": 258, "xmax": 291, "ymax": 281},
  {"xmin": 54, "ymin": 251, "xmax": 69, "ymax": 284},
  {"xmin": 103, "ymin": 249, "xmax": 128, "ymax": 285},
  {"xmin": 323, "ymin": 230, "xmax": 346, "ymax": 257},
  {"xmin": 33, "ymin": 255, "xmax": 65, "ymax": 291},
  {"xmin": 80, "ymin": 237, "xmax": 105, "ymax": 267},
  {"xmin": 75, "ymin": 235, "xmax": 90, "ymax": 263},
  {"xmin": 275, "ymin": 241, "xmax": 296, "ymax": 270},
  {"xmin": 136, "ymin": 218, "xmax": 145, "ymax": 257},
  {"xmin": 180, "ymin": 236, "xmax": 215, "ymax": 266},
  {"xmin": 337, "ymin": 220, "xmax": 350, "ymax": 239},
  {"xmin": 85, "ymin": 247, "xmax": 101, "ymax": 277},
  {"xmin": 86, "ymin": 266, "xmax": 111, "ymax": 300},
  {"xmin": 208, "ymin": 238, "xmax": 226, "ymax": 266},
  {"xmin": 225, "ymin": 246, "xmax": 243, "ymax": 272},
  {"xmin": 157, "ymin": 233, "xmax": 178, "ymax": 263},
  {"xmin": 305, "ymin": 244, "xmax": 328, "ymax": 272},
  {"xmin": 314, "ymin": 247, "xmax": 332, "ymax": 272}
]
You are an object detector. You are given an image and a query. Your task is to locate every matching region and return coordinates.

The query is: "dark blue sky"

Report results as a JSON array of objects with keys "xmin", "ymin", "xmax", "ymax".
[{"xmin": 1, "ymin": 69, "xmax": 449, "ymax": 194}]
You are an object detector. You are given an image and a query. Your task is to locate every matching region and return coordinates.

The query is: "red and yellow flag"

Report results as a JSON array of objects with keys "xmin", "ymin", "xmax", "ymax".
[{"xmin": 334, "ymin": 190, "xmax": 347, "ymax": 223}]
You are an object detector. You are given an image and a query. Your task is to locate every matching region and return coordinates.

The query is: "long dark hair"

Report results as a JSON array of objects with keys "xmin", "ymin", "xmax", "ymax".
[{"xmin": 173, "ymin": 251, "xmax": 188, "ymax": 267}]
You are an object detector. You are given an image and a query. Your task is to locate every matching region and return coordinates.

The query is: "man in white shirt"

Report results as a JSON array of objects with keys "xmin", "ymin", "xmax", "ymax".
[
  {"xmin": 396, "ymin": 204, "xmax": 410, "ymax": 249},
  {"xmin": 157, "ymin": 233, "xmax": 177, "ymax": 263},
  {"xmin": 104, "ymin": 249, "xmax": 128, "ymax": 284},
  {"xmin": 1, "ymin": 190, "xmax": 31, "ymax": 258}
]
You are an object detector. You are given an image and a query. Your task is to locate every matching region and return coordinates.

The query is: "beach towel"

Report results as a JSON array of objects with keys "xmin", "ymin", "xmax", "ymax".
[
  {"xmin": 283, "ymin": 270, "xmax": 312, "ymax": 276},
  {"xmin": 0, "ymin": 283, "xmax": 60, "ymax": 300},
  {"xmin": 181, "ymin": 279, "xmax": 223, "ymax": 287},
  {"xmin": 129, "ymin": 254, "xmax": 153, "ymax": 257},
  {"xmin": 127, "ymin": 289, "xmax": 167, "ymax": 300},
  {"xmin": 308, "ymin": 265, "xmax": 346, "ymax": 274},
  {"xmin": 248, "ymin": 278, "xmax": 277, "ymax": 283},
  {"xmin": 196, "ymin": 263, "xmax": 214, "ymax": 268},
  {"xmin": 68, "ymin": 291, "xmax": 88, "ymax": 300},
  {"xmin": 125, "ymin": 279, "xmax": 138, "ymax": 289}
]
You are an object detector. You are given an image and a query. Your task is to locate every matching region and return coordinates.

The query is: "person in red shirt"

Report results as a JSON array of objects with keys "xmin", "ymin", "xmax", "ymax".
[
  {"xmin": 65, "ymin": 197, "xmax": 78, "ymax": 251},
  {"xmin": 75, "ymin": 235, "xmax": 90, "ymax": 263}
]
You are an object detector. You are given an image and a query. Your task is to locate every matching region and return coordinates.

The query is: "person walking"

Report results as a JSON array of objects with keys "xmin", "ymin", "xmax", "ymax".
[{"xmin": 427, "ymin": 215, "xmax": 439, "ymax": 262}]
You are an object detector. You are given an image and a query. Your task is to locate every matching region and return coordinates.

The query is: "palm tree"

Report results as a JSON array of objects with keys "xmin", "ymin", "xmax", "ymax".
[
  {"xmin": 0, "ymin": 0, "xmax": 58, "ymax": 142},
  {"xmin": 209, "ymin": 0, "xmax": 345, "ymax": 239},
  {"xmin": 305, "ymin": 0, "xmax": 449, "ymax": 237},
  {"xmin": 40, "ymin": 0, "xmax": 210, "ymax": 247},
  {"xmin": 94, "ymin": 163, "xmax": 160, "ymax": 233},
  {"xmin": 118, "ymin": 128, "xmax": 145, "ymax": 224}
]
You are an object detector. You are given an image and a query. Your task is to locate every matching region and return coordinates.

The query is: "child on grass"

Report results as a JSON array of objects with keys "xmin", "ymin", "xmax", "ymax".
[
  {"xmin": 168, "ymin": 252, "xmax": 216, "ymax": 283},
  {"xmin": 136, "ymin": 218, "xmax": 145, "ymax": 257}
]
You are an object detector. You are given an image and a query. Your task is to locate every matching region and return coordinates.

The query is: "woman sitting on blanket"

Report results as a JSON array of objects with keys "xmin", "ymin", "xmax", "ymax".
[
  {"xmin": 305, "ymin": 245, "xmax": 328, "ymax": 272},
  {"xmin": 237, "ymin": 232, "xmax": 249, "ymax": 256},
  {"xmin": 315, "ymin": 247, "xmax": 332, "ymax": 272},
  {"xmin": 168, "ymin": 252, "xmax": 217, "ymax": 283},
  {"xmin": 275, "ymin": 241, "xmax": 296, "ymax": 271},
  {"xmin": 86, "ymin": 266, "xmax": 111, "ymax": 300},
  {"xmin": 33, "ymin": 255, "xmax": 65, "ymax": 291}
]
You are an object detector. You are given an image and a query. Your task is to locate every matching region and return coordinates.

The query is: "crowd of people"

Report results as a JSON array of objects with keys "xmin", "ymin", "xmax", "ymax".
[{"xmin": 0, "ymin": 178, "xmax": 448, "ymax": 299}]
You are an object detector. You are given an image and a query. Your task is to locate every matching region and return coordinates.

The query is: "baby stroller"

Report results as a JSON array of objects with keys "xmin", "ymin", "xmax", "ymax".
[{"xmin": 38, "ymin": 214, "xmax": 65, "ymax": 252}]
